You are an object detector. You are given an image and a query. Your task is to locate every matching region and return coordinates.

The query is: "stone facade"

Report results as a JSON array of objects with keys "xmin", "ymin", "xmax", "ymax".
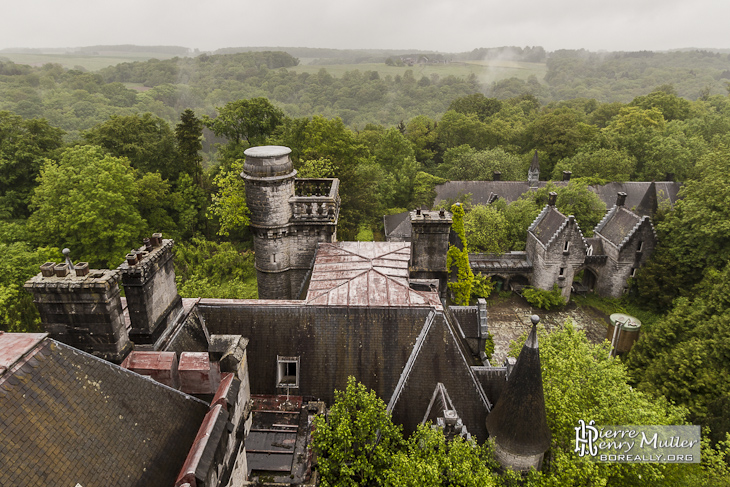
[
  {"xmin": 527, "ymin": 195, "xmax": 589, "ymax": 301},
  {"xmin": 593, "ymin": 194, "xmax": 657, "ymax": 297},
  {"xmin": 242, "ymin": 146, "xmax": 340, "ymax": 299},
  {"xmin": 118, "ymin": 236, "xmax": 182, "ymax": 343},
  {"xmin": 409, "ymin": 209, "xmax": 452, "ymax": 292},
  {"xmin": 24, "ymin": 265, "xmax": 131, "ymax": 363}
]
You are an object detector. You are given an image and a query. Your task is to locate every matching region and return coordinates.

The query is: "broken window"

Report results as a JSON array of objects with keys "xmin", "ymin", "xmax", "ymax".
[{"xmin": 277, "ymin": 356, "xmax": 299, "ymax": 388}]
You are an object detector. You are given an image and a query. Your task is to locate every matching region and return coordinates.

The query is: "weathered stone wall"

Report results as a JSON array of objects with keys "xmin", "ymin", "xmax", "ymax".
[
  {"xmin": 595, "ymin": 218, "xmax": 657, "ymax": 298},
  {"xmin": 528, "ymin": 217, "xmax": 587, "ymax": 301},
  {"xmin": 197, "ymin": 302, "xmax": 432, "ymax": 404},
  {"xmin": 24, "ymin": 268, "xmax": 131, "ymax": 362},
  {"xmin": 119, "ymin": 238, "xmax": 182, "ymax": 342},
  {"xmin": 245, "ymin": 177, "xmax": 295, "ymax": 227},
  {"xmin": 410, "ymin": 211, "xmax": 452, "ymax": 291}
]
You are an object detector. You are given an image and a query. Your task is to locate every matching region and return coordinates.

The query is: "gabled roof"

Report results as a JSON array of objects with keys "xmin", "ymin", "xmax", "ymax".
[
  {"xmin": 387, "ymin": 311, "xmax": 491, "ymax": 440},
  {"xmin": 485, "ymin": 323, "xmax": 551, "ymax": 455},
  {"xmin": 594, "ymin": 205, "xmax": 653, "ymax": 248},
  {"xmin": 528, "ymin": 205, "xmax": 568, "ymax": 246},
  {"xmin": 305, "ymin": 242, "xmax": 441, "ymax": 307},
  {"xmin": 0, "ymin": 333, "xmax": 209, "ymax": 487}
]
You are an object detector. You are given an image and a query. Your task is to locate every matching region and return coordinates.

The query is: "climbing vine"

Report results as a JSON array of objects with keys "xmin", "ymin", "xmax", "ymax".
[{"xmin": 447, "ymin": 203, "xmax": 475, "ymax": 305}]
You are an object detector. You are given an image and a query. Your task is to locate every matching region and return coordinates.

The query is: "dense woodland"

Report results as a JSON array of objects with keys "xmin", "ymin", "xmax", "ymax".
[{"xmin": 2, "ymin": 47, "xmax": 730, "ymax": 484}]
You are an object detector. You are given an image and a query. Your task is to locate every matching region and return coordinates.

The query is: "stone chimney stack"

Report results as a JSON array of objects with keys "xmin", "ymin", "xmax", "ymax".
[
  {"xmin": 118, "ymin": 234, "xmax": 182, "ymax": 344},
  {"xmin": 562, "ymin": 171, "xmax": 572, "ymax": 181},
  {"xmin": 493, "ymin": 171, "xmax": 502, "ymax": 181},
  {"xmin": 616, "ymin": 192, "xmax": 627, "ymax": 207},
  {"xmin": 548, "ymin": 192, "xmax": 557, "ymax": 207},
  {"xmin": 25, "ymin": 259, "xmax": 131, "ymax": 363},
  {"xmin": 409, "ymin": 209, "xmax": 453, "ymax": 293}
]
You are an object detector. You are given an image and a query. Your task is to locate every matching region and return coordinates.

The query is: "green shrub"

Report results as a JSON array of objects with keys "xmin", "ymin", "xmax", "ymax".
[
  {"xmin": 523, "ymin": 284, "xmax": 566, "ymax": 310},
  {"xmin": 484, "ymin": 333, "xmax": 495, "ymax": 359}
]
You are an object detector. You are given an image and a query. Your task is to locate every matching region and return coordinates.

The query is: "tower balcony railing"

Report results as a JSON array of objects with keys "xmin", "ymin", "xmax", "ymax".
[{"xmin": 291, "ymin": 178, "xmax": 340, "ymax": 222}]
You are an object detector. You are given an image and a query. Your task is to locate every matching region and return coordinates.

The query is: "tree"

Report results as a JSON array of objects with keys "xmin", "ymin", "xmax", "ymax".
[
  {"xmin": 27, "ymin": 146, "xmax": 145, "ymax": 268},
  {"xmin": 0, "ymin": 241, "xmax": 61, "ymax": 332},
  {"xmin": 516, "ymin": 322, "xmax": 687, "ymax": 486},
  {"xmin": 175, "ymin": 108, "xmax": 204, "ymax": 184},
  {"xmin": 524, "ymin": 107, "xmax": 598, "ymax": 176},
  {"xmin": 83, "ymin": 113, "xmax": 181, "ymax": 181},
  {"xmin": 373, "ymin": 128, "xmax": 421, "ymax": 210},
  {"xmin": 439, "ymin": 145, "xmax": 524, "ymax": 181},
  {"xmin": 384, "ymin": 425, "xmax": 497, "ymax": 487},
  {"xmin": 464, "ymin": 204, "xmax": 509, "ymax": 253},
  {"xmin": 551, "ymin": 148, "xmax": 637, "ymax": 182},
  {"xmin": 448, "ymin": 93, "xmax": 502, "ymax": 122},
  {"xmin": 203, "ymin": 97, "xmax": 285, "ymax": 162},
  {"xmin": 207, "ymin": 160, "xmax": 249, "ymax": 237},
  {"xmin": 313, "ymin": 377, "xmax": 404, "ymax": 487},
  {"xmin": 0, "ymin": 111, "xmax": 64, "ymax": 218}
]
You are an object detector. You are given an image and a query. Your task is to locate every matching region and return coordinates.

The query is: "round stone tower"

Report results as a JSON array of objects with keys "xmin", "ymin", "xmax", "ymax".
[{"xmin": 242, "ymin": 146, "xmax": 297, "ymax": 299}]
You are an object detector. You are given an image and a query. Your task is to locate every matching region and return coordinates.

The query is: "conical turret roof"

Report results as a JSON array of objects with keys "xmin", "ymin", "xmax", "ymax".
[{"xmin": 485, "ymin": 316, "xmax": 551, "ymax": 455}]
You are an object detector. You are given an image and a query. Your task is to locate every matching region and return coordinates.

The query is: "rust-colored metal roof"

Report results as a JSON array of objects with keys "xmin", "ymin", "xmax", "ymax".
[
  {"xmin": 0, "ymin": 332, "xmax": 47, "ymax": 374},
  {"xmin": 305, "ymin": 242, "xmax": 441, "ymax": 308}
]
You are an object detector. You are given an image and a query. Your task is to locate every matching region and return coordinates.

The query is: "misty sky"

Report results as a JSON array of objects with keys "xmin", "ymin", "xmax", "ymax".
[{"xmin": 2, "ymin": 0, "xmax": 727, "ymax": 52}]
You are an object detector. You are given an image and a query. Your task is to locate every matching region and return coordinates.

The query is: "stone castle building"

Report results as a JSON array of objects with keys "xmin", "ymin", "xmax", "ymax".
[
  {"xmin": 4, "ymin": 145, "xmax": 558, "ymax": 486},
  {"xmin": 243, "ymin": 146, "xmax": 340, "ymax": 299}
]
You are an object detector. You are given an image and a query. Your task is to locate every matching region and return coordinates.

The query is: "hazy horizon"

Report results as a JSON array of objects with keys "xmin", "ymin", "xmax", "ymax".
[{"xmin": 1, "ymin": 0, "xmax": 728, "ymax": 54}]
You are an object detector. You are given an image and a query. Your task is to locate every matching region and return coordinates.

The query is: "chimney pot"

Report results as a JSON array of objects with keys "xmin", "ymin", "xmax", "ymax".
[
  {"xmin": 53, "ymin": 263, "xmax": 69, "ymax": 277},
  {"xmin": 493, "ymin": 171, "xmax": 502, "ymax": 181},
  {"xmin": 151, "ymin": 233, "xmax": 163, "ymax": 247},
  {"xmin": 548, "ymin": 192, "xmax": 558, "ymax": 206},
  {"xmin": 416, "ymin": 208, "xmax": 421, "ymax": 216},
  {"xmin": 40, "ymin": 262, "xmax": 56, "ymax": 277},
  {"xmin": 74, "ymin": 262, "xmax": 89, "ymax": 277},
  {"xmin": 143, "ymin": 238, "xmax": 152, "ymax": 252},
  {"xmin": 439, "ymin": 209, "xmax": 445, "ymax": 218},
  {"xmin": 616, "ymin": 192, "xmax": 627, "ymax": 207},
  {"xmin": 562, "ymin": 170, "xmax": 572, "ymax": 181},
  {"xmin": 126, "ymin": 253, "xmax": 138, "ymax": 266}
]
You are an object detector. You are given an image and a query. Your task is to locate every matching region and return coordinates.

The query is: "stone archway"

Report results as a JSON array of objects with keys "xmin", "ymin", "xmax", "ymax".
[{"xmin": 572, "ymin": 267, "xmax": 598, "ymax": 295}]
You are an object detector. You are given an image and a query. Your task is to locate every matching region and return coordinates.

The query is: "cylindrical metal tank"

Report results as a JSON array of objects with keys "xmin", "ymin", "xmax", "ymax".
[{"xmin": 606, "ymin": 313, "xmax": 642, "ymax": 354}]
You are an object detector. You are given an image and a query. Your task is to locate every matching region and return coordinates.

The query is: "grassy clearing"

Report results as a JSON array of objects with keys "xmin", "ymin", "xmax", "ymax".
[{"xmin": 572, "ymin": 293, "xmax": 663, "ymax": 332}]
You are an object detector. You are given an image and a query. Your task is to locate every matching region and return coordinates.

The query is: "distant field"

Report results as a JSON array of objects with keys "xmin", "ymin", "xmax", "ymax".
[
  {"xmin": 0, "ymin": 51, "xmax": 184, "ymax": 71},
  {"xmin": 289, "ymin": 60, "xmax": 547, "ymax": 82}
]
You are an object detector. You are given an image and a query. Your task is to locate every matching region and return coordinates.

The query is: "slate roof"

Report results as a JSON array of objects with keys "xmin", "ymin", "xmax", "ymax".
[
  {"xmin": 387, "ymin": 311, "xmax": 491, "ymax": 440},
  {"xmin": 485, "ymin": 323, "xmax": 551, "ymax": 455},
  {"xmin": 0, "ymin": 334, "xmax": 209, "ymax": 487},
  {"xmin": 529, "ymin": 205, "xmax": 569, "ymax": 246},
  {"xmin": 305, "ymin": 242, "xmax": 441, "ymax": 307},
  {"xmin": 594, "ymin": 206, "xmax": 642, "ymax": 247},
  {"xmin": 433, "ymin": 180, "xmax": 682, "ymax": 211},
  {"xmin": 383, "ymin": 212, "xmax": 412, "ymax": 242}
]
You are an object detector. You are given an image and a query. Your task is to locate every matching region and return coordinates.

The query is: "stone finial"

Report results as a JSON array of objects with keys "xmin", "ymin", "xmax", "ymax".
[
  {"xmin": 530, "ymin": 314, "xmax": 540, "ymax": 325},
  {"xmin": 62, "ymin": 248, "xmax": 75, "ymax": 270}
]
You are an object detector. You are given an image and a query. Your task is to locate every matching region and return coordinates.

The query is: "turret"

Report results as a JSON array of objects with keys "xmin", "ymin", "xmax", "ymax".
[
  {"xmin": 485, "ymin": 315, "xmax": 551, "ymax": 471},
  {"xmin": 528, "ymin": 150, "xmax": 540, "ymax": 188}
]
